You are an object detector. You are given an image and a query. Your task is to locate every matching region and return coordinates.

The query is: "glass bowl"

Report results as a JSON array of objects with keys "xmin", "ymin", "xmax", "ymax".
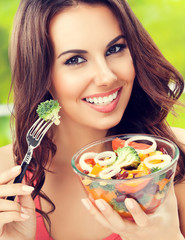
[{"xmin": 71, "ymin": 134, "xmax": 179, "ymax": 219}]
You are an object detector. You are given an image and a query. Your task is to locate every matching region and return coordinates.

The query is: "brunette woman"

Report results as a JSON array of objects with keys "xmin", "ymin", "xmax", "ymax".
[{"xmin": 0, "ymin": 0, "xmax": 185, "ymax": 239}]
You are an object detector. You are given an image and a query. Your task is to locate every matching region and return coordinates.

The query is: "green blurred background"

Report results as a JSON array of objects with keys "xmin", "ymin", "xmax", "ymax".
[{"xmin": 0, "ymin": 0, "xmax": 184, "ymax": 147}]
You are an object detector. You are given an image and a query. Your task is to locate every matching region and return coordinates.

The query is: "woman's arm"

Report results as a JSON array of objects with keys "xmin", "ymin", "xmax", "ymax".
[
  {"xmin": 172, "ymin": 127, "xmax": 185, "ymax": 237},
  {"xmin": 171, "ymin": 127, "xmax": 185, "ymax": 150}
]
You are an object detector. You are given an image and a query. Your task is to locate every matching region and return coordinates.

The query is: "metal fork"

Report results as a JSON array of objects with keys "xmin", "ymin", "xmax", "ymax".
[{"xmin": 7, "ymin": 117, "xmax": 54, "ymax": 201}]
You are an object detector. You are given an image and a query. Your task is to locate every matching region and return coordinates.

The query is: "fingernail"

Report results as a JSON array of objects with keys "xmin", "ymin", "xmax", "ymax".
[
  {"xmin": 22, "ymin": 185, "xmax": 34, "ymax": 192},
  {"xmin": 125, "ymin": 198, "xmax": 135, "ymax": 209},
  {"xmin": 81, "ymin": 198, "xmax": 92, "ymax": 210},
  {"xmin": 21, "ymin": 213, "xmax": 30, "ymax": 219},
  {"xmin": 21, "ymin": 207, "xmax": 28, "ymax": 214},
  {"xmin": 95, "ymin": 199, "xmax": 106, "ymax": 211},
  {"xmin": 11, "ymin": 166, "xmax": 21, "ymax": 172}
]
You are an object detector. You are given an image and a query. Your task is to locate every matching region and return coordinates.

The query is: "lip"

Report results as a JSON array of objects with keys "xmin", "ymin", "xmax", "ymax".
[
  {"xmin": 83, "ymin": 87, "xmax": 122, "ymax": 113},
  {"xmin": 84, "ymin": 87, "xmax": 121, "ymax": 99}
]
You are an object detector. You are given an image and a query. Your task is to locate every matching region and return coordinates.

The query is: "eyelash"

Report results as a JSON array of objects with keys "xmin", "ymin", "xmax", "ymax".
[
  {"xmin": 64, "ymin": 55, "xmax": 86, "ymax": 65},
  {"xmin": 106, "ymin": 43, "xmax": 127, "ymax": 56},
  {"xmin": 64, "ymin": 43, "xmax": 127, "ymax": 66}
]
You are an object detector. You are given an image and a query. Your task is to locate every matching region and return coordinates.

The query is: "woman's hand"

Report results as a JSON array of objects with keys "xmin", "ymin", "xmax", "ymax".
[
  {"xmin": 81, "ymin": 185, "xmax": 184, "ymax": 240},
  {"xmin": 0, "ymin": 166, "xmax": 36, "ymax": 240}
]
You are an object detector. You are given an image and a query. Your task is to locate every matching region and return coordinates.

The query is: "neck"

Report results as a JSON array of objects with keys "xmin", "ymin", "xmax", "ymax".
[{"xmin": 50, "ymin": 119, "xmax": 107, "ymax": 172}]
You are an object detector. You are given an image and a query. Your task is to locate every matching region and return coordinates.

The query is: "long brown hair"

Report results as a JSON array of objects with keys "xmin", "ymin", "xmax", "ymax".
[{"xmin": 9, "ymin": 0, "xmax": 185, "ymax": 230}]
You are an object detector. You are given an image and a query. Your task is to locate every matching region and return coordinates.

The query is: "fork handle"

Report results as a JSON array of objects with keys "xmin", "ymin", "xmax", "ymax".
[{"xmin": 7, "ymin": 147, "xmax": 33, "ymax": 201}]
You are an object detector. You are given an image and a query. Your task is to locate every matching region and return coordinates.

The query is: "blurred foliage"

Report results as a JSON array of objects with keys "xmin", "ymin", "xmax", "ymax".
[
  {"xmin": 0, "ymin": 0, "xmax": 20, "ymax": 104},
  {"xmin": 129, "ymin": 0, "xmax": 185, "ymax": 77},
  {"xmin": 167, "ymin": 93, "xmax": 185, "ymax": 128},
  {"xmin": 0, "ymin": 0, "xmax": 184, "ymax": 147},
  {"xmin": 0, "ymin": 116, "xmax": 12, "ymax": 146}
]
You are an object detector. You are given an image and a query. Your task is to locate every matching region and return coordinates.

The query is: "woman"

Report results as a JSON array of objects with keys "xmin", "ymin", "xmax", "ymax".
[{"xmin": 0, "ymin": 0, "xmax": 185, "ymax": 239}]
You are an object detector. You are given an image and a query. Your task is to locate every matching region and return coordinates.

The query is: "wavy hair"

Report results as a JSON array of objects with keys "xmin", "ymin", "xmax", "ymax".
[{"xmin": 9, "ymin": 0, "xmax": 185, "ymax": 230}]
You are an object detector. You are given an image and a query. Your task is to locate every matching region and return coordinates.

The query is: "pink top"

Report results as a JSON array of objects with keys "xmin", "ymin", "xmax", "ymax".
[{"xmin": 35, "ymin": 196, "xmax": 121, "ymax": 240}]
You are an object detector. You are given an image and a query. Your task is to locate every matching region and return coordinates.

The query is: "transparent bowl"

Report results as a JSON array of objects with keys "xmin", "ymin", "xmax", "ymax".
[{"xmin": 71, "ymin": 134, "xmax": 179, "ymax": 219}]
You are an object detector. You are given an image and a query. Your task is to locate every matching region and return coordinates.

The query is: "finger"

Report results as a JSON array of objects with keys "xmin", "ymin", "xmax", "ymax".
[
  {"xmin": 81, "ymin": 198, "xmax": 113, "ymax": 230},
  {"xmin": 124, "ymin": 198, "xmax": 149, "ymax": 227},
  {"xmin": 0, "ymin": 166, "xmax": 21, "ymax": 184},
  {"xmin": 0, "ymin": 211, "xmax": 30, "ymax": 226},
  {"xmin": 0, "ymin": 184, "xmax": 34, "ymax": 198},
  {"xmin": 0, "ymin": 199, "xmax": 24, "ymax": 213},
  {"xmin": 95, "ymin": 199, "xmax": 126, "ymax": 232},
  {"xmin": 19, "ymin": 193, "xmax": 35, "ymax": 211},
  {"xmin": 18, "ymin": 194, "xmax": 36, "ymax": 222}
]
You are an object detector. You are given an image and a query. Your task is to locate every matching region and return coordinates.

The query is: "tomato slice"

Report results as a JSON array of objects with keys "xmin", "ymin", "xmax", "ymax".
[
  {"xmin": 129, "ymin": 142, "xmax": 150, "ymax": 150},
  {"xmin": 85, "ymin": 158, "xmax": 96, "ymax": 166},
  {"xmin": 112, "ymin": 138, "xmax": 150, "ymax": 151},
  {"xmin": 112, "ymin": 138, "xmax": 126, "ymax": 151}
]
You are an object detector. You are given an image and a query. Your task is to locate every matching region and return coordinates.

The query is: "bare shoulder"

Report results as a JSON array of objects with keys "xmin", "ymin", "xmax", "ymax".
[
  {"xmin": 175, "ymin": 181, "xmax": 185, "ymax": 206},
  {"xmin": 173, "ymin": 127, "xmax": 185, "ymax": 233},
  {"xmin": 171, "ymin": 127, "xmax": 185, "ymax": 144},
  {"xmin": 0, "ymin": 144, "xmax": 15, "ymax": 173},
  {"xmin": 171, "ymin": 127, "xmax": 185, "ymax": 151},
  {"xmin": 175, "ymin": 181, "xmax": 185, "ymax": 235}
]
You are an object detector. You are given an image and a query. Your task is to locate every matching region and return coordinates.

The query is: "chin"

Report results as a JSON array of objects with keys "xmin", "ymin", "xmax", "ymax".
[{"xmin": 94, "ymin": 115, "xmax": 123, "ymax": 131}]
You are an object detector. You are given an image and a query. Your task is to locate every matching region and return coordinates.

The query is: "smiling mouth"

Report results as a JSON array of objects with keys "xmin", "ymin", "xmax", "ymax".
[{"xmin": 84, "ymin": 89, "xmax": 119, "ymax": 106}]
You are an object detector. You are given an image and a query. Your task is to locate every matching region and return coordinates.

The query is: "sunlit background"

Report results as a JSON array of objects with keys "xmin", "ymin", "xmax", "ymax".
[{"xmin": 0, "ymin": 0, "xmax": 184, "ymax": 147}]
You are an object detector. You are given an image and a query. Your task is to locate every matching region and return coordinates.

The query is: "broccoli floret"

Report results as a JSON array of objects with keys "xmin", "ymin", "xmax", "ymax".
[
  {"xmin": 114, "ymin": 146, "xmax": 140, "ymax": 169},
  {"xmin": 150, "ymin": 167, "xmax": 161, "ymax": 173},
  {"xmin": 36, "ymin": 100, "xmax": 61, "ymax": 125}
]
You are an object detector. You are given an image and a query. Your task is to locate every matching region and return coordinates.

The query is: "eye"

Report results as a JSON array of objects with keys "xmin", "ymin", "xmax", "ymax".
[
  {"xmin": 64, "ymin": 56, "xmax": 86, "ymax": 65},
  {"xmin": 106, "ymin": 44, "xmax": 127, "ymax": 56}
]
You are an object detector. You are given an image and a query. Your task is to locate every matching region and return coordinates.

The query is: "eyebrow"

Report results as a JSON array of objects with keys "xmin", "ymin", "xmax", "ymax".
[
  {"xmin": 57, "ymin": 49, "xmax": 87, "ymax": 59},
  {"xmin": 106, "ymin": 35, "xmax": 125, "ymax": 48},
  {"xmin": 57, "ymin": 34, "xmax": 125, "ymax": 59}
]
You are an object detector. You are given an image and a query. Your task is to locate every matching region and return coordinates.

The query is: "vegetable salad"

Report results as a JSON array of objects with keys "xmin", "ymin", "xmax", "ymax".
[
  {"xmin": 74, "ymin": 135, "xmax": 176, "ymax": 219},
  {"xmin": 77, "ymin": 136, "xmax": 172, "ymax": 180}
]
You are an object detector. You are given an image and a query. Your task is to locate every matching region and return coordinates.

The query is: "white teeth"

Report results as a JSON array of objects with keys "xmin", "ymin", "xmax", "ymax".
[
  {"xmin": 85, "ymin": 90, "xmax": 118, "ymax": 105},
  {"xmin": 98, "ymin": 97, "xmax": 103, "ymax": 104},
  {"xmin": 102, "ymin": 96, "xmax": 108, "ymax": 103},
  {"xmin": 108, "ymin": 95, "xmax": 113, "ymax": 102},
  {"xmin": 113, "ymin": 91, "xmax": 118, "ymax": 99},
  {"xmin": 94, "ymin": 98, "xmax": 98, "ymax": 104}
]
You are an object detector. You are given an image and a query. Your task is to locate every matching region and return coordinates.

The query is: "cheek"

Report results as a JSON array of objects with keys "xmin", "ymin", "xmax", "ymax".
[
  {"xmin": 110, "ymin": 56, "xmax": 136, "ymax": 82},
  {"xmin": 51, "ymin": 69, "xmax": 88, "ymax": 101}
]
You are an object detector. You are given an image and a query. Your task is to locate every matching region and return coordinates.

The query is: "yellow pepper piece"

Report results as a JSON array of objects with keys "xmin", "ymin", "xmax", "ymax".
[
  {"xmin": 137, "ymin": 162, "xmax": 148, "ymax": 171},
  {"xmin": 90, "ymin": 163, "xmax": 103, "ymax": 176},
  {"xmin": 139, "ymin": 153, "xmax": 149, "ymax": 161},
  {"xmin": 149, "ymin": 151, "xmax": 163, "ymax": 156},
  {"xmin": 127, "ymin": 173, "xmax": 134, "ymax": 179},
  {"xmin": 135, "ymin": 168, "xmax": 150, "ymax": 177},
  {"xmin": 135, "ymin": 162, "xmax": 150, "ymax": 177}
]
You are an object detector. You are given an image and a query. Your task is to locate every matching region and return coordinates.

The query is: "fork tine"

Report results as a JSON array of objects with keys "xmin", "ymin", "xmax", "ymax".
[
  {"xmin": 37, "ymin": 121, "xmax": 54, "ymax": 142},
  {"xmin": 34, "ymin": 116, "xmax": 56, "ymax": 138},
  {"xmin": 28, "ymin": 118, "xmax": 44, "ymax": 135},
  {"xmin": 34, "ymin": 119, "xmax": 51, "ymax": 139}
]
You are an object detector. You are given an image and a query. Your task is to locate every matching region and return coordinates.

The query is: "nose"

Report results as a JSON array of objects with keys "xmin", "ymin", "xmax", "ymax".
[{"xmin": 92, "ymin": 58, "xmax": 117, "ymax": 86}]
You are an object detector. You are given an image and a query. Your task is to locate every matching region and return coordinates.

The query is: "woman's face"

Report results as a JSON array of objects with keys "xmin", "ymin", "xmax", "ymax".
[{"xmin": 50, "ymin": 3, "xmax": 135, "ymax": 131}]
